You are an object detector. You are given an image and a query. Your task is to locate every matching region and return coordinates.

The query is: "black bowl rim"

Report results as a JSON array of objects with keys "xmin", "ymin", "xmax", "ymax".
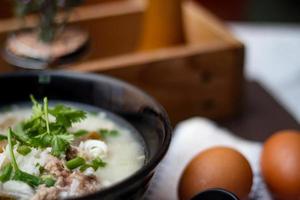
[
  {"xmin": 0, "ymin": 70, "xmax": 172, "ymax": 199},
  {"xmin": 191, "ymin": 188, "xmax": 239, "ymax": 200}
]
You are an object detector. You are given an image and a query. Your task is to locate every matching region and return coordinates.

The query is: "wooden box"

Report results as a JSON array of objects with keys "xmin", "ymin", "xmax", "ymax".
[{"xmin": 0, "ymin": 0, "xmax": 244, "ymax": 124}]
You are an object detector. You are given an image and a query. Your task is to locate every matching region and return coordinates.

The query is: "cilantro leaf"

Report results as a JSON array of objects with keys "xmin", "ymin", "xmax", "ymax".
[
  {"xmin": 49, "ymin": 104, "xmax": 86, "ymax": 128},
  {"xmin": 30, "ymin": 95, "xmax": 44, "ymax": 120},
  {"xmin": 13, "ymin": 123, "xmax": 30, "ymax": 144},
  {"xmin": 51, "ymin": 134, "xmax": 73, "ymax": 157},
  {"xmin": 22, "ymin": 116, "xmax": 46, "ymax": 138},
  {"xmin": 31, "ymin": 132, "xmax": 52, "ymax": 148},
  {"xmin": 14, "ymin": 96, "xmax": 86, "ymax": 157}
]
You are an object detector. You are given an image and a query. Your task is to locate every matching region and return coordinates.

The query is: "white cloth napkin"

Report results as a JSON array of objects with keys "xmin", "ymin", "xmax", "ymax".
[{"xmin": 145, "ymin": 117, "xmax": 273, "ymax": 200}]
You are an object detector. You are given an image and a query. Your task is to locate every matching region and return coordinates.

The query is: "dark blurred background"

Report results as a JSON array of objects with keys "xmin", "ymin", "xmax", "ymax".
[
  {"xmin": 0, "ymin": 0, "xmax": 300, "ymax": 22},
  {"xmin": 197, "ymin": 0, "xmax": 300, "ymax": 22},
  {"xmin": 1, "ymin": 0, "xmax": 300, "ymax": 22}
]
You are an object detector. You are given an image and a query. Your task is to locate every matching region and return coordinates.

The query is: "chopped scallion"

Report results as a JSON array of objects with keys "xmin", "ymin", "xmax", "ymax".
[
  {"xmin": 17, "ymin": 145, "xmax": 31, "ymax": 156},
  {"xmin": 42, "ymin": 176, "xmax": 56, "ymax": 187},
  {"xmin": 99, "ymin": 129, "xmax": 119, "ymax": 138},
  {"xmin": 91, "ymin": 157, "xmax": 107, "ymax": 170},
  {"xmin": 13, "ymin": 170, "xmax": 42, "ymax": 187},
  {"xmin": 79, "ymin": 164, "xmax": 90, "ymax": 172},
  {"xmin": 79, "ymin": 157, "xmax": 107, "ymax": 172},
  {"xmin": 66, "ymin": 157, "xmax": 85, "ymax": 170},
  {"xmin": 73, "ymin": 130, "xmax": 89, "ymax": 137}
]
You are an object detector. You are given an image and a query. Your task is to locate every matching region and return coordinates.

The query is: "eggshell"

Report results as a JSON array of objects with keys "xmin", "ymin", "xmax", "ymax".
[
  {"xmin": 261, "ymin": 130, "xmax": 300, "ymax": 200},
  {"xmin": 178, "ymin": 146, "xmax": 253, "ymax": 200}
]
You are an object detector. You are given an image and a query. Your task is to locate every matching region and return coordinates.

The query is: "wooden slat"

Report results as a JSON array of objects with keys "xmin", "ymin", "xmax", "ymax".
[
  {"xmin": 0, "ymin": 0, "xmax": 123, "ymax": 20},
  {"xmin": 183, "ymin": 0, "xmax": 241, "ymax": 45},
  {"xmin": 0, "ymin": 0, "xmax": 143, "ymax": 33}
]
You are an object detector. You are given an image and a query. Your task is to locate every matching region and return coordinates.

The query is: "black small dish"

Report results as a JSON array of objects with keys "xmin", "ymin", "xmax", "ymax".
[
  {"xmin": 191, "ymin": 189, "xmax": 239, "ymax": 200},
  {"xmin": 0, "ymin": 71, "xmax": 172, "ymax": 200}
]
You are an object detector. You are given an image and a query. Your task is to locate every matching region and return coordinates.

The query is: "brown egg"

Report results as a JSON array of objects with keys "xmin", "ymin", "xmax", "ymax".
[
  {"xmin": 178, "ymin": 146, "xmax": 253, "ymax": 200},
  {"xmin": 261, "ymin": 130, "xmax": 300, "ymax": 200}
]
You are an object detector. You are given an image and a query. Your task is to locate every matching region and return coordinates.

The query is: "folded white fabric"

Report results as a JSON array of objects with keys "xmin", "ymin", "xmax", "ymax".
[{"xmin": 145, "ymin": 117, "xmax": 272, "ymax": 200}]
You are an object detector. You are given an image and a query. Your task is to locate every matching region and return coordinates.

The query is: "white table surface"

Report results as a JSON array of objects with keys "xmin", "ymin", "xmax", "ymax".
[{"xmin": 229, "ymin": 23, "xmax": 300, "ymax": 122}]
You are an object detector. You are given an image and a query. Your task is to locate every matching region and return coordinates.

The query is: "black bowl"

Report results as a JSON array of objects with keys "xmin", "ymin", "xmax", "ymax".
[
  {"xmin": 0, "ymin": 71, "xmax": 172, "ymax": 200},
  {"xmin": 191, "ymin": 189, "xmax": 239, "ymax": 200}
]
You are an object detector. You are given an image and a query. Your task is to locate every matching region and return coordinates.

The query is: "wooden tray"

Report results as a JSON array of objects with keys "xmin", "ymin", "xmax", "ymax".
[{"xmin": 0, "ymin": 0, "xmax": 244, "ymax": 124}]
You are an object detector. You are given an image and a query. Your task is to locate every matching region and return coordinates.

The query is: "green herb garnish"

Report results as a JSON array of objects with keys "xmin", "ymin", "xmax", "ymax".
[
  {"xmin": 91, "ymin": 157, "xmax": 107, "ymax": 169},
  {"xmin": 13, "ymin": 96, "xmax": 86, "ymax": 157},
  {"xmin": 35, "ymin": 163, "xmax": 45, "ymax": 174},
  {"xmin": 42, "ymin": 176, "xmax": 56, "ymax": 187},
  {"xmin": 17, "ymin": 145, "xmax": 32, "ymax": 156},
  {"xmin": 99, "ymin": 129, "xmax": 119, "ymax": 138},
  {"xmin": 79, "ymin": 157, "xmax": 106, "ymax": 172},
  {"xmin": 51, "ymin": 134, "xmax": 74, "ymax": 157},
  {"xmin": 48, "ymin": 104, "xmax": 87, "ymax": 128},
  {"xmin": 73, "ymin": 130, "xmax": 89, "ymax": 137},
  {"xmin": 8, "ymin": 129, "xmax": 19, "ymax": 172},
  {"xmin": 66, "ymin": 156, "xmax": 86, "ymax": 170},
  {"xmin": 8, "ymin": 128, "xmax": 42, "ymax": 187},
  {"xmin": 0, "ymin": 164, "xmax": 13, "ymax": 182},
  {"xmin": 13, "ymin": 170, "xmax": 42, "ymax": 187},
  {"xmin": 0, "ymin": 135, "xmax": 7, "ymax": 141}
]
